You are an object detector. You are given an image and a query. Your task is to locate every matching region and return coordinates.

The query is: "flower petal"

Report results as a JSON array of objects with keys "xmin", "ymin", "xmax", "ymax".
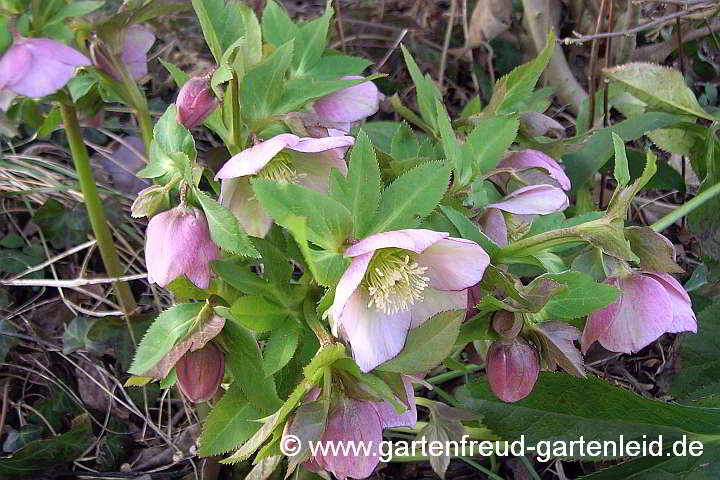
[
  {"xmin": 23, "ymin": 38, "xmax": 91, "ymax": 66},
  {"xmin": 344, "ymin": 229, "xmax": 449, "ymax": 258},
  {"xmin": 215, "ymin": 133, "xmax": 299, "ymax": 180},
  {"xmin": 294, "ymin": 149, "xmax": 348, "ymax": 193},
  {"xmin": 487, "ymin": 184, "xmax": 569, "ymax": 215},
  {"xmin": 220, "ymin": 177, "xmax": 273, "ymax": 238},
  {"xmin": 643, "ymin": 272, "xmax": 697, "ymax": 334},
  {"xmin": 498, "ymin": 150, "xmax": 571, "ymax": 191},
  {"xmin": 313, "ymin": 76, "xmax": 381, "ymax": 124},
  {"xmin": 339, "ymin": 288, "xmax": 411, "ymax": 372},
  {"xmin": 409, "ymin": 288, "xmax": 466, "ymax": 329},
  {"xmin": 331, "ymin": 252, "xmax": 373, "ymax": 332},
  {"xmin": 289, "ymin": 135, "xmax": 354, "ymax": 153},
  {"xmin": 371, "ymin": 376, "xmax": 417, "ymax": 428},
  {"xmin": 477, "ymin": 208, "xmax": 508, "ymax": 246},
  {"xmin": 415, "ymin": 237, "xmax": 490, "ymax": 291},
  {"xmin": 121, "ymin": 25, "xmax": 155, "ymax": 79},
  {"xmin": 0, "ymin": 45, "xmax": 32, "ymax": 89}
]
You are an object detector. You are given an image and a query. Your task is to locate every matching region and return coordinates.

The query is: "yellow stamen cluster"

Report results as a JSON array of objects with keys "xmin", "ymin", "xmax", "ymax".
[
  {"xmin": 257, "ymin": 153, "xmax": 304, "ymax": 184},
  {"xmin": 364, "ymin": 249, "xmax": 430, "ymax": 314}
]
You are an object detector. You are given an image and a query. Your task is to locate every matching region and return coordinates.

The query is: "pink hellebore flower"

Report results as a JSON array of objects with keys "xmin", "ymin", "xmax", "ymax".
[
  {"xmin": 175, "ymin": 342, "xmax": 224, "ymax": 403},
  {"xmin": 145, "ymin": 206, "xmax": 220, "ymax": 288},
  {"xmin": 0, "ymin": 36, "xmax": 90, "ymax": 98},
  {"xmin": 331, "ymin": 229, "xmax": 490, "ymax": 372},
  {"xmin": 313, "ymin": 76, "xmax": 382, "ymax": 132},
  {"xmin": 581, "ymin": 271, "xmax": 696, "ymax": 354},
  {"xmin": 494, "ymin": 150, "xmax": 571, "ymax": 192},
  {"xmin": 300, "ymin": 378, "xmax": 416, "ymax": 479},
  {"xmin": 92, "ymin": 25, "xmax": 155, "ymax": 82},
  {"xmin": 176, "ymin": 73, "xmax": 218, "ymax": 129},
  {"xmin": 215, "ymin": 133, "xmax": 354, "ymax": 238},
  {"xmin": 486, "ymin": 338, "xmax": 540, "ymax": 402}
]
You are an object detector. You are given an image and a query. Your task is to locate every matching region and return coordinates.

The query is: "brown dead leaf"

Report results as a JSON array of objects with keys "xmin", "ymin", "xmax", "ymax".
[
  {"xmin": 467, "ymin": 0, "xmax": 511, "ymax": 46},
  {"xmin": 76, "ymin": 358, "xmax": 129, "ymax": 419}
]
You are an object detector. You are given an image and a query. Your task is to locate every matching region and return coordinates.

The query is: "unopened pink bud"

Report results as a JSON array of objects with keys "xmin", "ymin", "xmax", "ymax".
[
  {"xmin": 492, "ymin": 310, "xmax": 522, "ymax": 339},
  {"xmin": 176, "ymin": 74, "xmax": 218, "ymax": 129},
  {"xmin": 175, "ymin": 342, "xmax": 224, "ymax": 403},
  {"xmin": 144, "ymin": 206, "xmax": 219, "ymax": 288},
  {"xmin": 486, "ymin": 338, "xmax": 539, "ymax": 402}
]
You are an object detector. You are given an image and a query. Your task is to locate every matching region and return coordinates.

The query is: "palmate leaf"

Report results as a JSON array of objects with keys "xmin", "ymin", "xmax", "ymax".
[
  {"xmin": 261, "ymin": 0, "xmax": 298, "ymax": 46},
  {"xmin": 541, "ymin": 270, "xmax": 622, "ymax": 319},
  {"xmin": 191, "ymin": 0, "xmax": 255, "ymax": 63},
  {"xmin": 136, "ymin": 105, "xmax": 196, "ymax": 179},
  {"xmin": 194, "ymin": 189, "xmax": 259, "ymax": 257},
  {"xmin": 198, "ymin": 384, "xmax": 263, "ymax": 456},
  {"xmin": 400, "ymin": 44, "xmax": 443, "ymax": 132}
]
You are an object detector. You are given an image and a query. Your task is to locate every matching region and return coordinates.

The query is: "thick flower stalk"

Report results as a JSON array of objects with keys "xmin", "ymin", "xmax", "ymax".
[
  {"xmin": 0, "ymin": 35, "xmax": 90, "ymax": 99},
  {"xmin": 581, "ymin": 271, "xmax": 696, "ymax": 354},
  {"xmin": 145, "ymin": 205, "xmax": 220, "ymax": 288},
  {"xmin": 176, "ymin": 72, "xmax": 219, "ymax": 129},
  {"xmin": 313, "ymin": 76, "xmax": 382, "ymax": 132},
  {"xmin": 215, "ymin": 133, "xmax": 354, "ymax": 238},
  {"xmin": 331, "ymin": 229, "xmax": 490, "ymax": 372}
]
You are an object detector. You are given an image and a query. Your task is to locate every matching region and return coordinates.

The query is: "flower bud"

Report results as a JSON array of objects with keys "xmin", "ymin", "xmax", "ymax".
[
  {"xmin": 491, "ymin": 310, "xmax": 522, "ymax": 339},
  {"xmin": 486, "ymin": 338, "xmax": 539, "ymax": 402},
  {"xmin": 176, "ymin": 74, "xmax": 218, "ymax": 129},
  {"xmin": 145, "ymin": 205, "xmax": 219, "ymax": 288},
  {"xmin": 175, "ymin": 342, "xmax": 224, "ymax": 403},
  {"xmin": 131, "ymin": 184, "xmax": 166, "ymax": 218}
]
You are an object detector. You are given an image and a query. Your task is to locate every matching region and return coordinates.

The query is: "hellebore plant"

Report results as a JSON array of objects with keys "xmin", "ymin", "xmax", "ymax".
[{"xmin": 13, "ymin": 1, "xmax": 713, "ymax": 479}]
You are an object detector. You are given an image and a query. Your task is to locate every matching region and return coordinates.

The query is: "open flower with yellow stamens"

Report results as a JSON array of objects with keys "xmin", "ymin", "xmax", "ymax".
[
  {"xmin": 330, "ymin": 229, "xmax": 490, "ymax": 372},
  {"xmin": 215, "ymin": 133, "xmax": 354, "ymax": 238}
]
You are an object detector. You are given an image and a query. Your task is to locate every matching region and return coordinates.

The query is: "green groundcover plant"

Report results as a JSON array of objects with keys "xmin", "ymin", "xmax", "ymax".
[{"xmin": 2, "ymin": 0, "xmax": 720, "ymax": 478}]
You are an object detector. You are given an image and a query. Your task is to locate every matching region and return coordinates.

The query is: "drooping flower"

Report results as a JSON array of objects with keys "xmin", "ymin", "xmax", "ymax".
[
  {"xmin": 176, "ymin": 73, "xmax": 218, "ymax": 128},
  {"xmin": 486, "ymin": 184, "xmax": 569, "ymax": 215},
  {"xmin": 215, "ymin": 133, "xmax": 354, "ymax": 238},
  {"xmin": 91, "ymin": 25, "xmax": 155, "ymax": 82},
  {"xmin": 175, "ymin": 342, "xmax": 224, "ymax": 403},
  {"xmin": 331, "ymin": 229, "xmax": 490, "ymax": 372},
  {"xmin": 492, "ymin": 149, "xmax": 571, "ymax": 192},
  {"xmin": 145, "ymin": 206, "xmax": 219, "ymax": 288},
  {"xmin": 486, "ymin": 338, "xmax": 540, "ymax": 402},
  {"xmin": 581, "ymin": 271, "xmax": 696, "ymax": 354},
  {"xmin": 519, "ymin": 112, "xmax": 565, "ymax": 138},
  {"xmin": 289, "ymin": 377, "xmax": 416, "ymax": 480},
  {"xmin": 0, "ymin": 36, "xmax": 90, "ymax": 98},
  {"xmin": 313, "ymin": 76, "xmax": 382, "ymax": 132}
]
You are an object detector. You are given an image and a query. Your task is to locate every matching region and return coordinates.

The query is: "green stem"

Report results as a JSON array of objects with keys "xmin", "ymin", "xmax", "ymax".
[
  {"xmin": 230, "ymin": 74, "xmax": 242, "ymax": 149},
  {"xmin": 494, "ymin": 226, "xmax": 583, "ymax": 263},
  {"xmin": 136, "ymin": 107, "xmax": 153, "ymax": 154},
  {"xmin": 651, "ymin": 181, "xmax": 720, "ymax": 232},
  {"xmin": 423, "ymin": 365, "xmax": 483, "ymax": 386},
  {"xmin": 60, "ymin": 103, "xmax": 138, "ymax": 316}
]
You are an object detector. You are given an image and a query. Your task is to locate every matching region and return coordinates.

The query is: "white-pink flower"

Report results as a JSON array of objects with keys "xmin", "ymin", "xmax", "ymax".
[
  {"xmin": 331, "ymin": 229, "xmax": 490, "ymax": 372},
  {"xmin": 312, "ymin": 76, "xmax": 382, "ymax": 132},
  {"xmin": 581, "ymin": 271, "xmax": 696, "ymax": 354},
  {"xmin": 215, "ymin": 133, "xmax": 354, "ymax": 238}
]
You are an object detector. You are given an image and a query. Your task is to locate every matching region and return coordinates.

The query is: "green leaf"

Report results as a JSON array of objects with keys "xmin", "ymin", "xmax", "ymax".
[
  {"xmin": 221, "ymin": 321, "xmax": 282, "ymax": 413},
  {"xmin": 400, "ymin": 44, "xmax": 442, "ymax": 131},
  {"xmin": 261, "ymin": 0, "xmax": 298, "ymax": 46},
  {"xmin": 136, "ymin": 105, "xmax": 196, "ymax": 178},
  {"xmin": 542, "ymin": 271, "xmax": 622, "ymax": 319},
  {"xmin": 48, "ymin": 1, "xmax": 104, "ymax": 24},
  {"xmin": 229, "ymin": 296, "xmax": 292, "ymax": 333},
  {"xmin": 282, "ymin": 216, "xmax": 350, "ymax": 286},
  {"xmin": 0, "ymin": 423, "xmax": 94, "ymax": 478},
  {"xmin": 611, "ymin": 132, "xmax": 631, "ymax": 188},
  {"xmin": 191, "ymin": 0, "xmax": 251, "ymax": 62},
  {"xmin": 604, "ymin": 63, "xmax": 714, "ymax": 121},
  {"xmin": 198, "ymin": 384, "xmax": 263, "ymax": 456},
  {"xmin": 194, "ymin": 189, "xmax": 259, "ymax": 257},
  {"xmin": 253, "ymin": 179, "xmax": 353, "ymax": 251},
  {"xmin": 464, "ymin": 115, "xmax": 519, "ymax": 174},
  {"xmin": 378, "ymin": 310, "xmax": 464, "ymax": 374},
  {"xmin": 67, "ymin": 74, "xmax": 97, "ymax": 103},
  {"xmin": 485, "ymin": 31, "xmax": 555, "ymax": 114},
  {"xmin": 329, "ymin": 130, "xmax": 382, "ymax": 238},
  {"xmin": 369, "ymin": 161, "xmax": 451, "ymax": 234},
  {"xmin": 436, "ymin": 99, "xmax": 468, "ymax": 185},
  {"xmin": 439, "ymin": 206, "xmax": 501, "ymax": 259},
  {"xmin": 240, "ymin": 41, "xmax": 294, "ymax": 127},
  {"xmin": 304, "ymin": 55, "xmax": 373, "ymax": 80},
  {"xmin": 129, "ymin": 304, "xmax": 203, "ymax": 375},
  {"xmin": 458, "ymin": 373, "xmax": 720, "ymax": 471},
  {"xmin": 277, "ymin": 75, "xmax": 383, "ymax": 115},
  {"xmin": 292, "ymin": 6, "xmax": 332, "ymax": 75},
  {"xmin": 263, "ymin": 324, "xmax": 300, "ymax": 376}
]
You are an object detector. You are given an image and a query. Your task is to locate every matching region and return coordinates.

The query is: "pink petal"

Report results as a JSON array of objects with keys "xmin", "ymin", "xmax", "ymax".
[
  {"xmin": 582, "ymin": 274, "xmax": 673, "ymax": 354},
  {"xmin": 498, "ymin": 150, "xmax": 571, "ymax": 191},
  {"xmin": 316, "ymin": 399, "xmax": 382, "ymax": 480},
  {"xmin": 0, "ymin": 89, "xmax": 16, "ymax": 111},
  {"xmin": 23, "ymin": 38, "xmax": 91, "ymax": 66},
  {"xmin": 339, "ymin": 288, "xmax": 412, "ymax": 372},
  {"xmin": 313, "ymin": 76, "xmax": 381, "ymax": 124},
  {"xmin": 643, "ymin": 272, "xmax": 697, "ymax": 334},
  {"xmin": 11, "ymin": 60, "xmax": 75, "ymax": 97},
  {"xmin": 331, "ymin": 252, "xmax": 373, "ymax": 331},
  {"xmin": 487, "ymin": 184, "xmax": 569, "ymax": 215},
  {"xmin": 487, "ymin": 339, "xmax": 540, "ymax": 402},
  {"xmin": 220, "ymin": 177, "xmax": 273, "ymax": 238},
  {"xmin": 0, "ymin": 44, "xmax": 32, "ymax": 89},
  {"xmin": 289, "ymin": 135, "xmax": 355, "ymax": 153},
  {"xmin": 121, "ymin": 25, "xmax": 155, "ymax": 79},
  {"xmin": 294, "ymin": 149, "xmax": 348, "ymax": 193},
  {"xmin": 477, "ymin": 208, "xmax": 508, "ymax": 246},
  {"xmin": 371, "ymin": 376, "xmax": 417, "ymax": 428},
  {"xmin": 409, "ymin": 288, "xmax": 466, "ymax": 329},
  {"xmin": 415, "ymin": 237, "xmax": 490, "ymax": 290},
  {"xmin": 215, "ymin": 134, "xmax": 300, "ymax": 180},
  {"xmin": 344, "ymin": 229, "xmax": 449, "ymax": 258}
]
